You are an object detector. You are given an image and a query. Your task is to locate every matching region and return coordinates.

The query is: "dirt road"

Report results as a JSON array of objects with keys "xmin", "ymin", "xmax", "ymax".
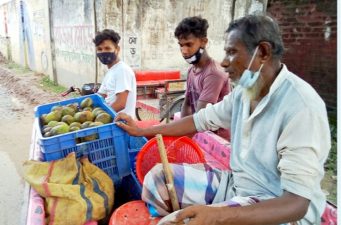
[{"xmin": 0, "ymin": 64, "xmax": 63, "ymax": 225}]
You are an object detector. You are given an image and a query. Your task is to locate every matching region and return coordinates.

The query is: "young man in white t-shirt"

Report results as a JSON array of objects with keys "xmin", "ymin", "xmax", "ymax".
[{"xmin": 93, "ymin": 29, "xmax": 136, "ymax": 117}]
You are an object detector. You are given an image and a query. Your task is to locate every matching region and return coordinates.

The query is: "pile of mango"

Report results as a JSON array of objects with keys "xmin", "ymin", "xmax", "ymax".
[{"xmin": 40, "ymin": 97, "xmax": 113, "ymax": 141}]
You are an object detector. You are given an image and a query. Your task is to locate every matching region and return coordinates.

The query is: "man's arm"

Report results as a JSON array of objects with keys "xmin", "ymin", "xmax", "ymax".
[
  {"xmin": 115, "ymin": 113, "xmax": 197, "ymax": 137},
  {"xmin": 181, "ymin": 96, "xmax": 192, "ymax": 117},
  {"xmin": 116, "ymin": 94, "xmax": 233, "ymax": 137},
  {"xmin": 196, "ymin": 100, "xmax": 209, "ymax": 112},
  {"xmin": 110, "ymin": 91, "xmax": 128, "ymax": 112},
  {"xmin": 172, "ymin": 191, "xmax": 309, "ymax": 225}
]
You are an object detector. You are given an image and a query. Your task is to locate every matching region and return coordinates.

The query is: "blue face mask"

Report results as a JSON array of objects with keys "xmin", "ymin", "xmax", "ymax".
[
  {"xmin": 239, "ymin": 46, "xmax": 264, "ymax": 88},
  {"xmin": 96, "ymin": 52, "xmax": 117, "ymax": 65},
  {"xmin": 184, "ymin": 48, "xmax": 204, "ymax": 64}
]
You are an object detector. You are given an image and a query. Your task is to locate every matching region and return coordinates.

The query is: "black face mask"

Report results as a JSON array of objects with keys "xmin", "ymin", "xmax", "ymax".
[
  {"xmin": 96, "ymin": 52, "xmax": 117, "ymax": 65},
  {"xmin": 184, "ymin": 48, "xmax": 204, "ymax": 64}
]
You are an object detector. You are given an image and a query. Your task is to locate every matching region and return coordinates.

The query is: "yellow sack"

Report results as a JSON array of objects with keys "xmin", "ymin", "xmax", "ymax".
[{"xmin": 23, "ymin": 152, "xmax": 114, "ymax": 225}]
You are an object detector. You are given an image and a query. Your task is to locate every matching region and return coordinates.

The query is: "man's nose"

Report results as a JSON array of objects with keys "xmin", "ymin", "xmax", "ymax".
[
  {"xmin": 180, "ymin": 46, "xmax": 189, "ymax": 55},
  {"xmin": 220, "ymin": 57, "xmax": 230, "ymax": 69}
]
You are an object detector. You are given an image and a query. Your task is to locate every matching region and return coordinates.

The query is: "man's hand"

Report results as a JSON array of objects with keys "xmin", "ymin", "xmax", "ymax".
[
  {"xmin": 169, "ymin": 205, "xmax": 223, "ymax": 225},
  {"xmin": 114, "ymin": 112, "xmax": 142, "ymax": 136},
  {"xmin": 165, "ymin": 191, "xmax": 309, "ymax": 225}
]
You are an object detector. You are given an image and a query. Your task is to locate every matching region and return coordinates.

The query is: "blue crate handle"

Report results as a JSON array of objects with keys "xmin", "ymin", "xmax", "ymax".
[
  {"xmin": 113, "ymin": 133, "xmax": 131, "ymax": 178},
  {"xmin": 74, "ymin": 127, "xmax": 101, "ymax": 138}
]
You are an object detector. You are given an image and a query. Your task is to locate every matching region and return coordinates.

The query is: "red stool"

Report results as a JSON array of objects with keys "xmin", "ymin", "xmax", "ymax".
[{"xmin": 109, "ymin": 200, "xmax": 161, "ymax": 225}]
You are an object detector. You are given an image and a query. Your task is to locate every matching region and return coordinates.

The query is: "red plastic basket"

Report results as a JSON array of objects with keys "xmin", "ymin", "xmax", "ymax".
[{"xmin": 136, "ymin": 136, "xmax": 206, "ymax": 184}]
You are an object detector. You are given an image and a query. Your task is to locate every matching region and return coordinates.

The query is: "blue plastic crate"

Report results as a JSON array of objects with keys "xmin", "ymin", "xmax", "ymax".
[
  {"xmin": 35, "ymin": 94, "xmax": 117, "ymax": 153},
  {"xmin": 34, "ymin": 94, "xmax": 132, "ymax": 184},
  {"xmin": 127, "ymin": 136, "xmax": 148, "ymax": 174}
]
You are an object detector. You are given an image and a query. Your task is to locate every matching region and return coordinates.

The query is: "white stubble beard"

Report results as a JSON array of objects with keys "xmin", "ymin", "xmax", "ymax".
[{"xmin": 243, "ymin": 75, "xmax": 263, "ymax": 101}]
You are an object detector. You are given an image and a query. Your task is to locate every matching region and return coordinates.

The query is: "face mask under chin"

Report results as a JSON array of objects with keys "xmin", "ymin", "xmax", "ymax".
[
  {"xmin": 243, "ymin": 75, "xmax": 263, "ymax": 101},
  {"xmin": 184, "ymin": 48, "xmax": 204, "ymax": 64}
]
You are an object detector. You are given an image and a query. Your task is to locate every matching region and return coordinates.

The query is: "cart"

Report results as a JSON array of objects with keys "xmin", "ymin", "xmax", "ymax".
[
  {"xmin": 25, "ymin": 109, "xmax": 337, "ymax": 225},
  {"xmin": 134, "ymin": 70, "xmax": 186, "ymax": 123}
]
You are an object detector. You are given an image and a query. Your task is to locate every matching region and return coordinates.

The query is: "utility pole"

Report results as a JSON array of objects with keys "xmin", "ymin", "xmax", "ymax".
[
  {"xmin": 93, "ymin": 0, "xmax": 98, "ymax": 84},
  {"xmin": 20, "ymin": 0, "xmax": 28, "ymax": 68},
  {"xmin": 48, "ymin": 0, "xmax": 58, "ymax": 85}
]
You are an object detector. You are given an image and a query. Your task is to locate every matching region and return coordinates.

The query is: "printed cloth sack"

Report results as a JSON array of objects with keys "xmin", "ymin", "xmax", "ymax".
[{"xmin": 23, "ymin": 152, "xmax": 114, "ymax": 225}]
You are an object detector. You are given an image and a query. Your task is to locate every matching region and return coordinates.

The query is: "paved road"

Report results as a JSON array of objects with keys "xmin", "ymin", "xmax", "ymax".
[{"xmin": 0, "ymin": 85, "xmax": 34, "ymax": 225}]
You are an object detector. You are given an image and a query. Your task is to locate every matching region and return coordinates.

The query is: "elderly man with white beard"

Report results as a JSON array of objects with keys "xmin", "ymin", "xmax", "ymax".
[{"xmin": 115, "ymin": 15, "xmax": 331, "ymax": 225}]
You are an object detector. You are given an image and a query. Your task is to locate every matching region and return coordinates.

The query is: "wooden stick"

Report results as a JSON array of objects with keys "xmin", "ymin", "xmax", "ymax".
[{"xmin": 156, "ymin": 134, "xmax": 180, "ymax": 211}]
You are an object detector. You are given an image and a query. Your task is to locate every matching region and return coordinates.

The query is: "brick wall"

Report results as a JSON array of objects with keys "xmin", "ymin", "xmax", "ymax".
[{"xmin": 267, "ymin": 0, "xmax": 336, "ymax": 110}]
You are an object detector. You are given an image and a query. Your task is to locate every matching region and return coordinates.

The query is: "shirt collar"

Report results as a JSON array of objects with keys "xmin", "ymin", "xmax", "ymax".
[
  {"xmin": 268, "ymin": 64, "xmax": 289, "ymax": 97},
  {"xmin": 242, "ymin": 64, "xmax": 289, "ymax": 120}
]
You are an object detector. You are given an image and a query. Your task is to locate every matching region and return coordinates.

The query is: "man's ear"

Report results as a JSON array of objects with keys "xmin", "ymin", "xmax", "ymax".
[
  {"xmin": 258, "ymin": 41, "xmax": 272, "ymax": 61},
  {"xmin": 116, "ymin": 45, "xmax": 120, "ymax": 52},
  {"xmin": 201, "ymin": 37, "xmax": 208, "ymax": 48}
]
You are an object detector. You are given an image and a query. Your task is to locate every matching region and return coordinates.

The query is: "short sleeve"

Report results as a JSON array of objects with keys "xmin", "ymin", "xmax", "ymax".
[
  {"xmin": 185, "ymin": 68, "xmax": 193, "ymax": 99},
  {"xmin": 113, "ymin": 67, "xmax": 135, "ymax": 94},
  {"xmin": 198, "ymin": 73, "xmax": 227, "ymax": 103}
]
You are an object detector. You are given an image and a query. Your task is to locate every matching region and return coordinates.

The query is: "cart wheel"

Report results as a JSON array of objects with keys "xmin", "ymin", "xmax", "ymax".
[
  {"xmin": 160, "ymin": 95, "xmax": 184, "ymax": 122},
  {"xmin": 135, "ymin": 107, "xmax": 165, "ymax": 122},
  {"xmin": 169, "ymin": 98, "xmax": 184, "ymax": 116}
]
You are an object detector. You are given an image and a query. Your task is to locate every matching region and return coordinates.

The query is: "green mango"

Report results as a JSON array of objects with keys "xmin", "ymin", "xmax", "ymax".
[
  {"xmin": 95, "ymin": 113, "xmax": 112, "ymax": 124},
  {"xmin": 61, "ymin": 115, "xmax": 75, "ymax": 125},
  {"xmin": 69, "ymin": 122, "xmax": 82, "ymax": 128},
  {"xmin": 41, "ymin": 110, "xmax": 62, "ymax": 124},
  {"xmin": 80, "ymin": 97, "xmax": 93, "ymax": 109},
  {"xmin": 50, "ymin": 123, "xmax": 69, "ymax": 136},
  {"xmin": 69, "ymin": 126, "xmax": 80, "ymax": 132},
  {"xmin": 62, "ymin": 106, "xmax": 76, "ymax": 116},
  {"xmin": 47, "ymin": 121, "xmax": 59, "ymax": 127},
  {"xmin": 81, "ymin": 121, "xmax": 92, "ymax": 129}
]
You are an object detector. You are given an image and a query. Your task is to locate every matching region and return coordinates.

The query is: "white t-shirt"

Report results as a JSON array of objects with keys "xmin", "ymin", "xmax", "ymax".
[{"xmin": 98, "ymin": 61, "xmax": 136, "ymax": 118}]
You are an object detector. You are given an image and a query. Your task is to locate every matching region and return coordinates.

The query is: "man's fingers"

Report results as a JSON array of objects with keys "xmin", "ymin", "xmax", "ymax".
[
  {"xmin": 114, "ymin": 112, "xmax": 129, "ymax": 122},
  {"xmin": 173, "ymin": 208, "xmax": 196, "ymax": 223},
  {"xmin": 114, "ymin": 112, "xmax": 141, "ymax": 136},
  {"xmin": 114, "ymin": 112, "xmax": 136, "ymax": 125},
  {"xmin": 115, "ymin": 120, "xmax": 127, "ymax": 128}
]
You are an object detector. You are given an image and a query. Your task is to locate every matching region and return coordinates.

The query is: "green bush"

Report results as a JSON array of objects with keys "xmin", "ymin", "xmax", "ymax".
[{"xmin": 325, "ymin": 112, "xmax": 337, "ymax": 175}]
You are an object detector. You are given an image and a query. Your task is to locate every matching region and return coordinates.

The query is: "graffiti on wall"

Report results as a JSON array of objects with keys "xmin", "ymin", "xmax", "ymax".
[
  {"xmin": 53, "ymin": 25, "xmax": 94, "ymax": 52},
  {"xmin": 55, "ymin": 49, "xmax": 94, "ymax": 64},
  {"xmin": 53, "ymin": 24, "xmax": 95, "ymax": 64}
]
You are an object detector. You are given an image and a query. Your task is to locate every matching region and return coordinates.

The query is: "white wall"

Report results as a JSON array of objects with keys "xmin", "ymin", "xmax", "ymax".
[
  {"xmin": 51, "ymin": 0, "xmax": 97, "ymax": 87},
  {"xmin": 0, "ymin": 0, "xmax": 268, "ymax": 88}
]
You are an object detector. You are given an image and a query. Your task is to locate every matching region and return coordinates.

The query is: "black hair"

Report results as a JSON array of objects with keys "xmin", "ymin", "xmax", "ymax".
[
  {"xmin": 93, "ymin": 29, "xmax": 121, "ymax": 46},
  {"xmin": 174, "ymin": 16, "xmax": 209, "ymax": 39},
  {"xmin": 227, "ymin": 15, "xmax": 284, "ymax": 59}
]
